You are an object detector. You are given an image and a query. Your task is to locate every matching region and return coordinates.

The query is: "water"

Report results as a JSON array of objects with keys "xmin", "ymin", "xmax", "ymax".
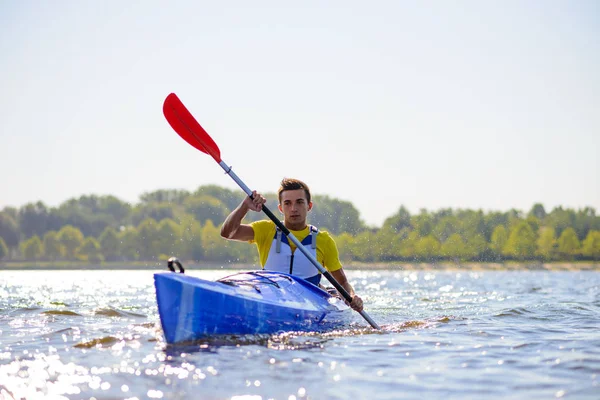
[{"xmin": 1, "ymin": 269, "xmax": 598, "ymax": 399}]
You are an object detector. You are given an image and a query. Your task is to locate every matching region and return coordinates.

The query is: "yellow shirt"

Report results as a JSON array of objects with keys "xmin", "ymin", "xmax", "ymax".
[{"xmin": 249, "ymin": 220, "xmax": 342, "ymax": 273}]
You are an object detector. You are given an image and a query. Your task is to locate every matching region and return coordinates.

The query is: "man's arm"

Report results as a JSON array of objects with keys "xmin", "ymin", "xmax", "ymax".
[{"xmin": 220, "ymin": 190, "xmax": 266, "ymax": 242}]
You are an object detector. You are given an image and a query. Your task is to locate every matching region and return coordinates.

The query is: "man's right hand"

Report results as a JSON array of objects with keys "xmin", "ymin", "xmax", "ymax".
[{"xmin": 244, "ymin": 190, "xmax": 266, "ymax": 212}]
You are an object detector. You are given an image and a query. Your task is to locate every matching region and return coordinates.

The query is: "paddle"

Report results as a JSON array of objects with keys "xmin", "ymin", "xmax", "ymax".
[{"xmin": 162, "ymin": 93, "xmax": 380, "ymax": 330}]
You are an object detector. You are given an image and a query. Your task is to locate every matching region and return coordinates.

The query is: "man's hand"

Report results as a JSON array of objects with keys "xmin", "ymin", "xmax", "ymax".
[
  {"xmin": 244, "ymin": 190, "xmax": 266, "ymax": 212},
  {"xmin": 348, "ymin": 295, "xmax": 364, "ymax": 312}
]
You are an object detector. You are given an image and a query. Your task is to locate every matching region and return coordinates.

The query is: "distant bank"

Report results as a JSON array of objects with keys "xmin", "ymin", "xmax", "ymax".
[{"xmin": 1, "ymin": 261, "xmax": 598, "ymax": 271}]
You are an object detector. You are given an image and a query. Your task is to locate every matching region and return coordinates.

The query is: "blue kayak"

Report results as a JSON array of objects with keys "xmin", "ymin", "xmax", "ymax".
[{"xmin": 154, "ymin": 270, "xmax": 350, "ymax": 344}]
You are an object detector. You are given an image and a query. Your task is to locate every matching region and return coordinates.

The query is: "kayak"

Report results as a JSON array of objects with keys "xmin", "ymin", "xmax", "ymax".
[{"xmin": 154, "ymin": 270, "xmax": 350, "ymax": 344}]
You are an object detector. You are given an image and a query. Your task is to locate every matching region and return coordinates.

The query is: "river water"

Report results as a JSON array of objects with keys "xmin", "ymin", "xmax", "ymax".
[{"xmin": 0, "ymin": 269, "xmax": 598, "ymax": 399}]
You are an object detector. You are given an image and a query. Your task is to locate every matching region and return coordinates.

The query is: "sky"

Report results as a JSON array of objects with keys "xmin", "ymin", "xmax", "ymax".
[{"xmin": 0, "ymin": 0, "xmax": 598, "ymax": 227}]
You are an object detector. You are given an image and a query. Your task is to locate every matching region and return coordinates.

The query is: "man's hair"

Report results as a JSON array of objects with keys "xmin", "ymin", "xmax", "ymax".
[{"xmin": 278, "ymin": 178, "xmax": 311, "ymax": 203}]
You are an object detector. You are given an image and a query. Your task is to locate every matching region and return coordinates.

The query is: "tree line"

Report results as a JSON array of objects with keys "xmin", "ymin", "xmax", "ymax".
[{"xmin": 0, "ymin": 185, "xmax": 599, "ymax": 264}]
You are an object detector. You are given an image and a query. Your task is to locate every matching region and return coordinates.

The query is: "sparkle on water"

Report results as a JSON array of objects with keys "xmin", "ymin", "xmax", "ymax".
[{"xmin": 1, "ymin": 269, "xmax": 598, "ymax": 399}]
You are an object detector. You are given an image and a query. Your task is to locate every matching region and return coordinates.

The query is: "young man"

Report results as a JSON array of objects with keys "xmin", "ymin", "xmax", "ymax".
[{"xmin": 220, "ymin": 178, "xmax": 364, "ymax": 312}]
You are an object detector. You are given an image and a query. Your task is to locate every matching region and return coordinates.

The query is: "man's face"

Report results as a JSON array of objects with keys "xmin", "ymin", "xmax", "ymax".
[{"xmin": 278, "ymin": 189, "xmax": 312, "ymax": 226}]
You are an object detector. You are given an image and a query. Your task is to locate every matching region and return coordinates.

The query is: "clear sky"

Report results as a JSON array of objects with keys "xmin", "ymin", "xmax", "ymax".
[{"xmin": 1, "ymin": 0, "xmax": 598, "ymax": 227}]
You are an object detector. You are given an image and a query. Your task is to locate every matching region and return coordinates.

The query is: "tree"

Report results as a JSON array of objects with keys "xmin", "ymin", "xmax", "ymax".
[
  {"xmin": 21, "ymin": 235, "xmax": 43, "ymax": 260},
  {"xmin": 119, "ymin": 227, "xmax": 139, "ymax": 260},
  {"xmin": 400, "ymin": 231, "xmax": 420, "ymax": 260},
  {"xmin": 412, "ymin": 210, "xmax": 433, "ymax": 237},
  {"xmin": 465, "ymin": 234, "xmax": 488, "ymax": 261},
  {"xmin": 43, "ymin": 231, "xmax": 63, "ymax": 260},
  {"xmin": 440, "ymin": 233, "xmax": 468, "ymax": 261},
  {"xmin": 432, "ymin": 215, "xmax": 458, "ymax": 243},
  {"xmin": 490, "ymin": 225, "xmax": 508, "ymax": 258},
  {"xmin": 310, "ymin": 195, "xmax": 364, "ymax": 235},
  {"xmin": 414, "ymin": 235, "xmax": 441, "ymax": 261},
  {"xmin": 183, "ymin": 195, "xmax": 228, "ymax": 225},
  {"xmin": 194, "ymin": 184, "xmax": 240, "ymax": 211},
  {"xmin": 536, "ymin": 227, "xmax": 556, "ymax": 261},
  {"xmin": 0, "ymin": 237, "xmax": 8, "ymax": 261},
  {"xmin": 526, "ymin": 215, "xmax": 540, "ymax": 234},
  {"xmin": 137, "ymin": 218, "xmax": 161, "ymax": 260},
  {"xmin": 484, "ymin": 212, "xmax": 510, "ymax": 241},
  {"xmin": 78, "ymin": 237, "xmax": 103, "ymax": 263},
  {"xmin": 349, "ymin": 230, "xmax": 377, "ymax": 262},
  {"xmin": 545, "ymin": 206, "xmax": 575, "ymax": 238},
  {"xmin": 373, "ymin": 226, "xmax": 405, "ymax": 261},
  {"xmin": 573, "ymin": 207, "xmax": 596, "ymax": 240},
  {"xmin": 503, "ymin": 220, "xmax": 536, "ymax": 260},
  {"xmin": 58, "ymin": 225, "xmax": 85, "ymax": 259},
  {"xmin": 333, "ymin": 232, "xmax": 355, "ymax": 262},
  {"xmin": 528, "ymin": 203, "xmax": 547, "ymax": 220},
  {"xmin": 177, "ymin": 216, "xmax": 203, "ymax": 261},
  {"xmin": 201, "ymin": 220, "xmax": 230, "ymax": 261},
  {"xmin": 19, "ymin": 201, "xmax": 50, "ymax": 238},
  {"xmin": 99, "ymin": 227, "xmax": 120, "ymax": 261},
  {"xmin": 157, "ymin": 218, "xmax": 183, "ymax": 257},
  {"xmin": 130, "ymin": 203, "xmax": 176, "ymax": 227},
  {"xmin": 139, "ymin": 189, "xmax": 190, "ymax": 205},
  {"xmin": 0, "ymin": 212, "xmax": 20, "ymax": 252},
  {"xmin": 383, "ymin": 206, "xmax": 412, "ymax": 234},
  {"xmin": 581, "ymin": 230, "xmax": 600, "ymax": 260},
  {"xmin": 557, "ymin": 227, "xmax": 580, "ymax": 259}
]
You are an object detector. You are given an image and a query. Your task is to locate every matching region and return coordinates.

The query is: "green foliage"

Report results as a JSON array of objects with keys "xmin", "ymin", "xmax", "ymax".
[
  {"xmin": 400, "ymin": 231, "xmax": 420, "ymax": 260},
  {"xmin": 183, "ymin": 195, "xmax": 228, "ymax": 226},
  {"xmin": 0, "ymin": 237, "xmax": 9, "ymax": 260},
  {"xmin": 137, "ymin": 218, "xmax": 161, "ymax": 260},
  {"xmin": 139, "ymin": 189, "xmax": 190, "ymax": 205},
  {"xmin": 545, "ymin": 207, "xmax": 575, "ymax": 238},
  {"xmin": 118, "ymin": 227, "xmax": 139, "ymax": 260},
  {"xmin": 350, "ymin": 230, "xmax": 379, "ymax": 262},
  {"xmin": 130, "ymin": 203, "xmax": 176, "ymax": 227},
  {"xmin": 156, "ymin": 218, "xmax": 183, "ymax": 257},
  {"xmin": 19, "ymin": 202, "xmax": 50, "ymax": 238},
  {"xmin": 58, "ymin": 225, "xmax": 85, "ymax": 258},
  {"xmin": 412, "ymin": 210, "xmax": 433, "ymax": 237},
  {"xmin": 528, "ymin": 203, "xmax": 547, "ymax": 220},
  {"xmin": 5, "ymin": 185, "xmax": 600, "ymax": 264},
  {"xmin": 414, "ymin": 235, "xmax": 441, "ymax": 261},
  {"xmin": 383, "ymin": 206, "xmax": 412, "ymax": 234},
  {"xmin": 465, "ymin": 234, "xmax": 488, "ymax": 260},
  {"xmin": 201, "ymin": 220, "xmax": 230, "ymax": 261},
  {"xmin": 43, "ymin": 231, "xmax": 63, "ymax": 260},
  {"xmin": 557, "ymin": 227, "xmax": 580, "ymax": 259},
  {"xmin": 441, "ymin": 233, "xmax": 468, "ymax": 261},
  {"xmin": 99, "ymin": 227, "xmax": 120, "ymax": 261},
  {"xmin": 53, "ymin": 195, "xmax": 130, "ymax": 237},
  {"xmin": 432, "ymin": 215, "xmax": 458, "ymax": 243},
  {"xmin": 503, "ymin": 220, "xmax": 536, "ymax": 260},
  {"xmin": 536, "ymin": 227, "xmax": 556, "ymax": 261},
  {"xmin": 21, "ymin": 235, "xmax": 43, "ymax": 260},
  {"xmin": 310, "ymin": 195, "xmax": 364, "ymax": 235},
  {"xmin": 177, "ymin": 216, "xmax": 203, "ymax": 261},
  {"xmin": 78, "ymin": 237, "xmax": 103, "ymax": 263},
  {"xmin": 194, "ymin": 185, "xmax": 240, "ymax": 211},
  {"xmin": 490, "ymin": 225, "xmax": 508, "ymax": 256},
  {"xmin": 333, "ymin": 232, "xmax": 355, "ymax": 262},
  {"xmin": 581, "ymin": 230, "xmax": 600, "ymax": 260},
  {"xmin": 0, "ymin": 212, "xmax": 20, "ymax": 248}
]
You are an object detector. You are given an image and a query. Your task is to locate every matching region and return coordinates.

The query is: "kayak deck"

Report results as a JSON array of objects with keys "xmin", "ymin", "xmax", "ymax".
[{"xmin": 154, "ymin": 270, "xmax": 350, "ymax": 344}]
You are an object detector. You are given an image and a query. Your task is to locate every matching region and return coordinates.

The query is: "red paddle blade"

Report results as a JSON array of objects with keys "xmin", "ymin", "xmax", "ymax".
[{"xmin": 163, "ymin": 93, "xmax": 222, "ymax": 163}]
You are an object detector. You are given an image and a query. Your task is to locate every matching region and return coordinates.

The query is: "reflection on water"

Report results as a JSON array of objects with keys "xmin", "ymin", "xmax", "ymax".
[{"xmin": 1, "ymin": 269, "xmax": 599, "ymax": 399}]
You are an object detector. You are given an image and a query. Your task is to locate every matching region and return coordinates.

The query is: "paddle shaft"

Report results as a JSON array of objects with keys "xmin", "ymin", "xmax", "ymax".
[
  {"xmin": 217, "ymin": 160, "xmax": 381, "ymax": 330},
  {"xmin": 163, "ymin": 92, "xmax": 380, "ymax": 330}
]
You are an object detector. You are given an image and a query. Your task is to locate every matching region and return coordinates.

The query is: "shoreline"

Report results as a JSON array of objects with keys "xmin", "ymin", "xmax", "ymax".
[{"xmin": 1, "ymin": 261, "xmax": 598, "ymax": 271}]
